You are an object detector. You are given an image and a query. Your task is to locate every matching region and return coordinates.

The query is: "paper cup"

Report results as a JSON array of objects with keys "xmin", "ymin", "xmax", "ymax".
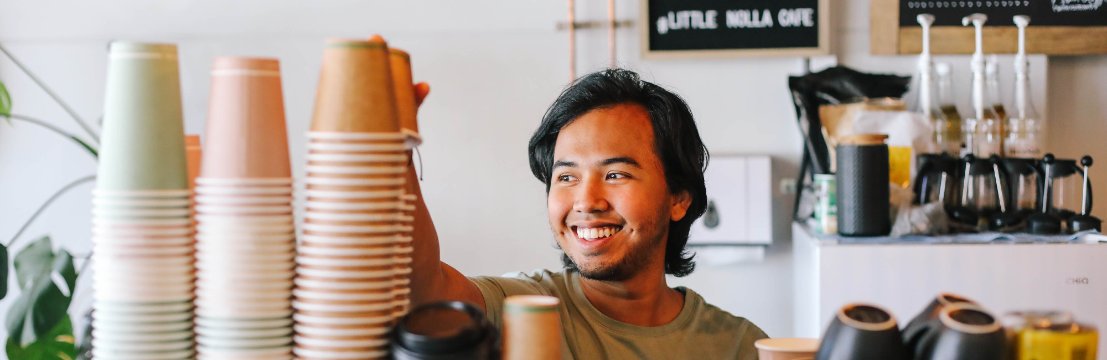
[
  {"xmin": 93, "ymin": 189, "xmax": 192, "ymax": 198},
  {"xmin": 389, "ymin": 48, "xmax": 419, "ymax": 144},
  {"xmin": 98, "ymin": 42, "xmax": 187, "ymax": 191},
  {"xmin": 293, "ymin": 334, "xmax": 389, "ymax": 349},
  {"xmin": 95, "ymin": 299, "xmax": 193, "ymax": 313},
  {"xmin": 307, "ymin": 141, "xmax": 408, "ymax": 153},
  {"xmin": 197, "ymin": 222, "xmax": 295, "ymax": 235},
  {"xmin": 293, "ymin": 288, "xmax": 394, "ymax": 302},
  {"xmin": 91, "ymin": 349, "xmax": 195, "ymax": 360},
  {"xmin": 197, "ymin": 334, "xmax": 293, "ymax": 349},
  {"xmin": 302, "ymin": 223, "xmax": 409, "ymax": 235},
  {"xmin": 196, "ymin": 316, "xmax": 293, "ymax": 330},
  {"xmin": 195, "ymin": 278, "xmax": 293, "ymax": 292},
  {"xmin": 293, "ymin": 346, "xmax": 389, "ymax": 360},
  {"xmin": 295, "ymin": 276, "xmax": 394, "ymax": 291},
  {"xmin": 307, "ymin": 131, "xmax": 406, "ymax": 141},
  {"xmin": 196, "ymin": 301, "xmax": 293, "ymax": 319},
  {"xmin": 295, "ymin": 255, "xmax": 394, "ymax": 270},
  {"xmin": 195, "ymin": 194, "xmax": 292, "ymax": 205},
  {"xmin": 197, "ymin": 346, "xmax": 292, "ymax": 359},
  {"xmin": 293, "ymin": 312, "xmax": 392, "ymax": 326},
  {"xmin": 304, "ymin": 189, "xmax": 404, "ymax": 200},
  {"xmin": 194, "ymin": 325, "xmax": 292, "ymax": 339},
  {"xmin": 306, "ymin": 152, "xmax": 407, "ymax": 164},
  {"xmin": 196, "ymin": 177, "xmax": 294, "ymax": 186},
  {"xmin": 299, "ymin": 234, "xmax": 404, "ymax": 246},
  {"xmin": 196, "ymin": 203, "xmax": 294, "ymax": 215},
  {"xmin": 93, "ymin": 196, "xmax": 192, "ymax": 207},
  {"xmin": 504, "ymin": 295, "xmax": 562, "ymax": 360},
  {"xmin": 92, "ymin": 328, "xmax": 193, "ymax": 343},
  {"xmin": 201, "ymin": 57, "xmax": 290, "ymax": 179},
  {"xmin": 297, "ymin": 244, "xmax": 395, "ymax": 257},
  {"xmin": 196, "ymin": 186, "xmax": 293, "ymax": 196},
  {"xmin": 91, "ymin": 337, "xmax": 193, "ymax": 352},
  {"xmin": 755, "ymin": 338, "xmax": 819, "ymax": 360},
  {"xmin": 92, "ymin": 235, "xmax": 194, "ymax": 247},
  {"xmin": 294, "ymin": 323, "xmax": 390, "ymax": 338},
  {"xmin": 309, "ymin": 37, "xmax": 398, "ymax": 133}
]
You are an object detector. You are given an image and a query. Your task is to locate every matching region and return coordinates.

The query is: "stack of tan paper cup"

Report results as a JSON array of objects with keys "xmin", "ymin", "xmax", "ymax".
[
  {"xmin": 293, "ymin": 36, "xmax": 413, "ymax": 360},
  {"xmin": 504, "ymin": 295, "xmax": 562, "ymax": 360},
  {"xmin": 390, "ymin": 47, "xmax": 419, "ymax": 320},
  {"xmin": 91, "ymin": 41, "xmax": 196, "ymax": 360},
  {"xmin": 192, "ymin": 57, "xmax": 295, "ymax": 360}
]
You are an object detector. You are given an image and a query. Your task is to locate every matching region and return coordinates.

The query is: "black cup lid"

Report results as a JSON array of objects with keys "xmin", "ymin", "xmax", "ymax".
[{"xmin": 394, "ymin": 301, "xmax": 490, "ymax": 355}]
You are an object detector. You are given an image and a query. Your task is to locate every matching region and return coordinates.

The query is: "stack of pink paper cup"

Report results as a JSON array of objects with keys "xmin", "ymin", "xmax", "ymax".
[
  {"xmin": 193, "ymin": 57, "xmax": 295, "ymax": 360},
  {"xmin": 91, "ymin": 42, "xmax": 196, "ymax": 360},
  {"xmin": 293, "ymin": 36, "xmax": 412, "ymax": 360}
]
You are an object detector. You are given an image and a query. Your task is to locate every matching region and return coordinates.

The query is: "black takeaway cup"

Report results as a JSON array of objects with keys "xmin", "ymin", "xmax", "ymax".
[
  {"xmin": 392, "ymin": 301, "xmax": 500, "ymax": 360},
  {"xmin": 915, "ymin": 303, "xmax": 1007, "ymax": 360},
  {"xmin": 901, "ymin": 293, "xmax": 977, "ymax": 359},
  {"xmin": 815, "ymin": 303, "xmax": 910, "ymax": 360}
]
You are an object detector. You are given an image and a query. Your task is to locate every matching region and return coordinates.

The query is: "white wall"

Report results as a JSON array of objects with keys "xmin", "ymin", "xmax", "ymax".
[{"xmin": 1, "ymin": 0, "xmax": 1104, "ymax": 349}]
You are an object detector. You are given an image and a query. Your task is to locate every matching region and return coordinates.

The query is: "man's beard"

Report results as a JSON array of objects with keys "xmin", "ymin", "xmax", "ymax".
[{"xmin": 559, "ymin": 236, "xmax": 658, "ymax": 282}]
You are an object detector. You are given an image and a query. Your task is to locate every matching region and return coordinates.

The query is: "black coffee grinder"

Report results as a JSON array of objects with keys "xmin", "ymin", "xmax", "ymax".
[
  {"xmin": 1068, "ymin": 156, "xmax": 1101, "ymax": 232},
  {"xmin": 1028, "ymin": 154, "xmax": 1062, "ymax": 234}
]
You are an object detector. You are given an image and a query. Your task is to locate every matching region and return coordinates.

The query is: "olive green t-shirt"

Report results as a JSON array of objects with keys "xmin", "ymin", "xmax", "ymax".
[{"xmin": 470, "ymin": 269, "xmax": 768, "ymax": 359}]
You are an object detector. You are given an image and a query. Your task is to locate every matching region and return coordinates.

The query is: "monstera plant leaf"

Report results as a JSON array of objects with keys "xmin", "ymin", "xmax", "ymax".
[
  {"xmin": 0, "ymin": 80, "xmax": 12, "ymax": 117},
  {"xmin": 5, "ymin": 316, "xmax": 75, "ymax": 360},
  {"xmin": 4, "ymin": 236, "xmax": 77, "ymax": 349}
]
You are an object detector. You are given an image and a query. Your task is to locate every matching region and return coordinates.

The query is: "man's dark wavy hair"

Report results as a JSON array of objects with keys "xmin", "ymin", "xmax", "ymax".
[{"xmin": 527, "ymin": 68, "xmax": 708, "ymax": 277}]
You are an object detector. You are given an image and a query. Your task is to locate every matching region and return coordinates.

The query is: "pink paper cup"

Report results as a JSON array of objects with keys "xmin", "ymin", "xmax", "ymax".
[{"xmin": 202, "ymin": 57, "xmax": 291, "ymax": 179}]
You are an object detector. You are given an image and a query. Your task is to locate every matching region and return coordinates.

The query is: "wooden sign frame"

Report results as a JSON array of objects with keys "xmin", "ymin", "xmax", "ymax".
[
  {"xmin": 871, "ymin": 0, "xmax": 1107, "ymax": 55},
  {"xmin": 640, "ymin": 0, "xmax": 831, "ymax": 59}
]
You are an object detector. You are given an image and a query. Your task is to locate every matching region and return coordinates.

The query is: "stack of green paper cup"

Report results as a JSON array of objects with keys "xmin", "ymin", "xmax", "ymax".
[{"xmin": 91, "ymin": 41, "xmax": 195, "ymax": 360}]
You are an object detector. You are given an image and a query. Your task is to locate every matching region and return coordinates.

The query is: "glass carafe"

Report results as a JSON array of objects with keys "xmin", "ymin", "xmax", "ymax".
[
  {"xmin": 935, "ymin": 63, "xmax": 964, "ymax": 155},
  {"xmin": 1002, "ymin": 157, "xmax": 1040, "ymax": 218},
  {"xmin": 1044, "ymin": 158, "xmax": 1082, "ymax": 221},
  {"xmin": 969, "ymin": 157, "xmax": 1000, "ymax": 218}
]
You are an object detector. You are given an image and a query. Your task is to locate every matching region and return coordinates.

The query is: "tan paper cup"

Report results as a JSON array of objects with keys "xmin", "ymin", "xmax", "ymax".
[
  {"xmin": 186, "ymin": 134, "xmax": 202, "ymax": 188},
  {"xmin": 196, "ymin": 237, "xmax": 295, "ymax": 252},
  {"xmin": 292, "ymin": 299, "xmax": 394, "ymax": 313},
  {"xmin": 307, "ymin": 140, "xmax": 408, "ymax": 152},
  {"xmin": 504, "ymin": 295, "xmax": 562, "ymax": 360},
  {"xmin": 295, "ymin": 323, "xmax": 390, "ymax": 338},
  {"xmin": 293, "ymin": 346, "xmax": 388, "ymax": 360},
  {"xmin": 755, "ymin": 338, "xmax": 819, "ymax": 360},
  {"xmin": 197, "ymin": 222, "xmax": 294, "ymax": 235},
  {"xmin": 293, "ymin": 334, "xmax": 389, "ymax": 349},
  {"xmin": 306, "ymin": 152, "xmax": 407, "ymax": 165},
  {"xmin": 302, "ymin": 223, "xmax": 409, "ymax": 236},
  {"xmin": 307, "ymin": 131, "xmax": 405, "ymax": 142},
  {"xmin": 293, "ymin": 288, "xmax": 394, "ymax": 302},
  {"xmin": 195, "ymin": 203, "xmax": 293, "ymax": 215},
  {"xmin": 389, "ymin": 48, "xmax": 419, "ymax": 144},
  {"xmin": 195, "ymin": 266, "xmax": 295, "ymax": 282},
  {"xmin": 196, "ymin": 301, "xmax": 293, "ymax": 319},
  {"xmin": 294, "ymin": 276, "xmax": 394, "ymax": 291},
  {"xmin": 197, "ymin": 248, "xmax": 295, "ymax": 263},
  {"xmin": 300, "ymin": 234, "xmax": 404, "ymax": 247},
  {"xmin": 310, "ymin": 37, "xmax": 399, "ymax": 133},
  {"xmin": 304, "ymin": 188, "xmax": 405, "ymax": 200},
  {"xmin": 295, "ymin": 255, "xmax": 394, "ymax": 270},
  {"xmin": 293, "ymin": 312, "xmax": 392, "ymax": 327},
  {"xmin": 297, "ymin": 244, "xmax": 395, "ymax": 257},
  {"xmin": 202, "ymin": 57, "xmax": 290, "ymax": 179}
]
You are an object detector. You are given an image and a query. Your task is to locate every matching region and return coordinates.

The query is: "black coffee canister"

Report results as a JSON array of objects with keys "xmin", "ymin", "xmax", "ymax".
[{"xmin": 836, "ymin": 134, "xmax": 891, "ymax": 236}]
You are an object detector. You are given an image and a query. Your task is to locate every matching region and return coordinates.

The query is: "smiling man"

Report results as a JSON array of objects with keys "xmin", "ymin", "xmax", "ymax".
[{"xmin": 409, "ymin": 69, "xmax": 767, "ymax": 359}]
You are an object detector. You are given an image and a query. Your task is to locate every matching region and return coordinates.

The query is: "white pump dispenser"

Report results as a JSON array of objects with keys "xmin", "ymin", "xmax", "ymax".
[
  {"xmin": 962, "ymin": 13, "xmax": 1002, "ymax": 157},
  {"xmin": 1006, "ymin": 15, "xmax": 1043, "ymax": 158},
  {"xmin": 916, "ymin": 14, "xmax": 937, "ymax": 119}
]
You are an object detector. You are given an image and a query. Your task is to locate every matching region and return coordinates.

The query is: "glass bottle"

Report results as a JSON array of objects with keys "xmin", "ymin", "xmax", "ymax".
[
  {"xmin": 935, "ymin": 63, "xmax": 963, "ymax": 155},
  {"xmin": 985, "ymin": 56, "xmax": 1008, "ymax": 153},
  {"xmin": 1005, "ymin": 15, "xmax": 1044, "ymax": 158}
]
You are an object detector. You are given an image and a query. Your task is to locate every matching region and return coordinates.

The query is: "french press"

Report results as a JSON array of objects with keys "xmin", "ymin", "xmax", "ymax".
[
  {"xmin": 1001, "ymin": 157, "xmax": 1040, "ymax": 220},
  {"xmin": 1068, "ymin": 156, "xmax": 1100, "ymax": 232},
  {"xmin": 1028, "ymin": 154, "xmax": 1062, "ymax": 234},
  {"xmin": 948, "ymin": 154, "xmax": 980, "ymax": 229},
  {"xmin": 914, "ymin": 153, "xmax": 958, "ymax": 207},
  {"xmin": 987, "ymin": 155, "xmax": 1020, "ymax": 230}
]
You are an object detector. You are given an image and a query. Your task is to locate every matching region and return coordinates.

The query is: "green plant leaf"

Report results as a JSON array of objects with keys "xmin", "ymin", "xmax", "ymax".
[
  {"xmin": 5, "ymin": 236, "xmax": 76, "ymax": 346},
  {"xmin": 0, "ymin": 80, "xmax": 12, "ymax": 117},
  {"xmin": 0, "ymin": 243, "xmax": 8, "ymax": 300},
  {"xmin": 5, "ymin": 316, "xmax": 76, "ymax": 360}
]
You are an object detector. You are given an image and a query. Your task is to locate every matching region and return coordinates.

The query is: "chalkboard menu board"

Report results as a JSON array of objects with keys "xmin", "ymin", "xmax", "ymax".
[
  {"xmin": 899, "ymin": 0, "xmax": 1107, "ymax": 26},
  {"xmin": 641, "ymin": 0, "xmax": 829, "ymax": 58},
  {"xmin": 872, "ymin": 0, "xmax": 1107, "ymax": 55}
]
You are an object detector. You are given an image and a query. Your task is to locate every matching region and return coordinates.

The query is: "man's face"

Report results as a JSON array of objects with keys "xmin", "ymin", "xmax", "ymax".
[{"xmin": 547, "ymin": 103, "xmax": 690, "ymax": 281}]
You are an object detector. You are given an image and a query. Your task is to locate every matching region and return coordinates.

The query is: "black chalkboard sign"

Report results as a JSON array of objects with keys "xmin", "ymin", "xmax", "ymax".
[
  {"xmin": 641, "ymin": 0, "xmax": 829, "ymax": 58},
  {"xmin": 899, "ymin": 0, "xmax": 1107, "ymax": 26}
]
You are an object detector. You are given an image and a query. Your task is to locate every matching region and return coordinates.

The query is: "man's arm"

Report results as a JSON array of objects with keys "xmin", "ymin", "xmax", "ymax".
[{"xmin": 405, "ymin": 83, "xmax": 486, "ymax": 309}]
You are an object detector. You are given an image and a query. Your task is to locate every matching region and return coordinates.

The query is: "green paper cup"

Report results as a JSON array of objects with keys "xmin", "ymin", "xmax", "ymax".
[{"xmin": 98, "ymin": 41, "xmax": 188, "ymax": 191}]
